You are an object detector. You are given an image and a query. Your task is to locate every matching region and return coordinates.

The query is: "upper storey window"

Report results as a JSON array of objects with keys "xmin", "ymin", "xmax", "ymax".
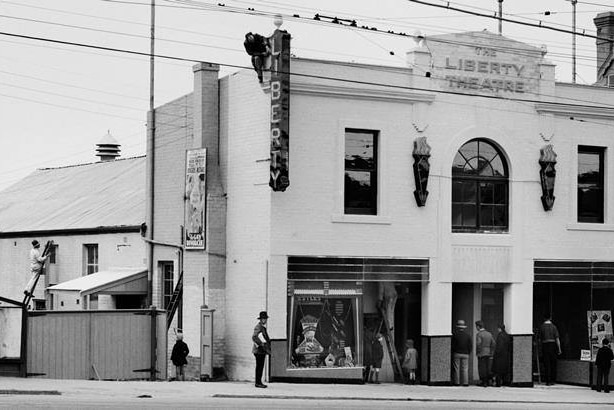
[
  {"xmin": 452, "ymin": 139, "xmax": 509, "ymax": 233},
  {"xmin": 577, "ymin": 146, "xmax": 605, "ymax": 223},
  {"xmin": 344, "ymin": 129, "xmax": 378, "ymax": 215}
]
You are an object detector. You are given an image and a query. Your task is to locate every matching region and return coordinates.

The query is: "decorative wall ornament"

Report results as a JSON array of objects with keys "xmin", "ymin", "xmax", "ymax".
[
  {"xmin": 412, "ymin": 136, "xmax": 432, "ymax": 207},
  {"xmin": 539, "ymin": 144, "xmax": 557, "ymax": 211}
]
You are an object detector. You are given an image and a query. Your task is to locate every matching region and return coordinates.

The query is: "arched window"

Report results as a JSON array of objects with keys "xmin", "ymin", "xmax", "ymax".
[{"xmin": 452, "ymin": 139, "xmax": 509, "ymax": 232}]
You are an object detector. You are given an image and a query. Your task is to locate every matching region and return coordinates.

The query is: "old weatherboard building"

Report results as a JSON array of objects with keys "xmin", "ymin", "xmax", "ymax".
[{"xmin": 145, "ymin": 13, "xmax": 614, "ymax": 386}]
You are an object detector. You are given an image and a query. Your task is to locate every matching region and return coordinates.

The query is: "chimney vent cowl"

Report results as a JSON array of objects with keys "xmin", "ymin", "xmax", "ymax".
[{"xmin": 96, "ymin": 131, "xmax": 121, "ymax": 162}]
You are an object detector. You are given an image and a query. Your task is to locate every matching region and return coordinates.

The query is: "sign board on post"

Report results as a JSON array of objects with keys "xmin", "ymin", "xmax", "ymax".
[
  {"xmin": 185, "ymin": 148, "xmax": 207, "ymax": 250},
  {"xmin": 268, "ymin": 29, "xmax": 290, "ymax": 192}
]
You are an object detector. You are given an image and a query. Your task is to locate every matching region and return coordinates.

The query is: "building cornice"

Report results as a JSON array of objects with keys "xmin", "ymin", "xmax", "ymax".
[
  {"xmin": 535, "ymin": 102, "xmax": 614, "ymax": 120},
  {"xmin": 291, "ymin": 81, "xmax": 436, "ymax": 104}
]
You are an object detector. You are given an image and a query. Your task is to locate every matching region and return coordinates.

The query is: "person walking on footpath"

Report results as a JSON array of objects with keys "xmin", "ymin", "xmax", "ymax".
[
  {"xmin": 451, "ymin": 319, "xmax": 472, "ymax": 386},
  {"xmin": 369, "ymin": 333, "xmax": 384, "ymax": 384},
  {"xmin": 492, "ymin": 323, "xmax": 511, "ymax": 387},
  {"xmin": 25, "ymin": 240, "xmax": 50, "ymax": 296},
  {"xmin": 252, "ymin": 311, "xmax": 271, "ymax": 388},
  {"xmin": 475, "ymin": 320, "xmax": 495, "ymax": 387},
  {"xmin": 401, "ymin": 339, "xmax": 418, "ymax": 385},
  {"xmin": 595, "ymin": 338, "xmax": 613, "ymax": 393},
  {"xmin": 170, "ymin": 331, "xmax": 189, "ymax": 381},
  {"xmin": 538, "ymin": 314, "xmax": 561, "ymax": 386}
]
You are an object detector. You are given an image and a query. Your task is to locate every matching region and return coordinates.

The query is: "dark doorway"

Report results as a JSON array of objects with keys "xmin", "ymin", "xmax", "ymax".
[{"xmin": 481, "ymin": 285, "xmax": 504, "ymax": 336}]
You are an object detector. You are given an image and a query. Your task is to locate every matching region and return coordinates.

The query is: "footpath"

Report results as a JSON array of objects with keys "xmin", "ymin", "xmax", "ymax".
[{"xmin": 0, "ymin": 377, "xmax": 612, "ymax": 406}]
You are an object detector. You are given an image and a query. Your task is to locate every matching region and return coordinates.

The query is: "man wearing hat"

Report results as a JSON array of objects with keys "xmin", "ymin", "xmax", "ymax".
[
  {"xmin": 452, "ymin": 319, "xmax": 472, "ymax": 386},
  {"xmin": 252, "ymin": 311, "xmax": 271, "ymax": 388},
  {"xmin": 25, "ymin": 240, "xmax": 49, "ymax": 296}
]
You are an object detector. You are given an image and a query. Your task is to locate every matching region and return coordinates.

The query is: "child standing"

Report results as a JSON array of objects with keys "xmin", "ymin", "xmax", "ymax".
[
  {"xmin": 402, "ymin": 339, "xmax": 418, "ymax": 385},
  {"xmin": 595, "ymin": 338, "xmax": 613, "ymax": 393},
  {"xmin": 171, "ymin": 332, "xmax": 190, "ymax": 381},
  {"xmin": 369, "ymin": 333, "xmax": 384, "ymax": 384}
]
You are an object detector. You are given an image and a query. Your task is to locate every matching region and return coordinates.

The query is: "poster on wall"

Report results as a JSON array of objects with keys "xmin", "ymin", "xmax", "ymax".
[
  {"xmin": 184, "ymin": 148, "xmax": 207, "ymax": 250},
  {"xmin": 587, "ymin": 310, "xmax": 613, "ymax": 360}
]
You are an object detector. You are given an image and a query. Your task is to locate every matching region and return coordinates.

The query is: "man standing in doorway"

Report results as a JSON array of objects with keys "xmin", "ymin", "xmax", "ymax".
[
  {"xmin": 539, "ymin": 314, "xmax": 561, "ymax": 386},
  {"xmin": 475, "ymin": 320, "xmax": 495, "ymax": 387},
  {"xmin": 452, "ymin": 319, "xmax": 472, "ymax": 386}
]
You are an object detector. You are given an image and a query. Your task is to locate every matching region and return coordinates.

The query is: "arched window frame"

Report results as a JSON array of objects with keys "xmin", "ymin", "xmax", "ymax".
[{"xmin": 451, "ymin": 139, "xmax": 509, "ymax": 233}]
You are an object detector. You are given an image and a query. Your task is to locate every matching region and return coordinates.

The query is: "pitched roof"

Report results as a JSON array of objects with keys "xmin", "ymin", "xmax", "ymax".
[{"xmin": 0, "ymin": 156, "xmax": 145, "ymax": 233}]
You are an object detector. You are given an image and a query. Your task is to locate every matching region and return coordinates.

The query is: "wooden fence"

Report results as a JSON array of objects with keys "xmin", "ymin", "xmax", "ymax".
[{"xmin": 26, "ymin": 309, "xmax": 166, "ymax": 380}]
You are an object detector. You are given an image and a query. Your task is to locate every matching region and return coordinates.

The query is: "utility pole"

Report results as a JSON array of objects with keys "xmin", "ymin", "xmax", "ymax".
[
  {"xmin": 146, "ymin": 0, "xmax": 156, "ymax": 306},
  {"xmin": 498, "ymin": 0, "xmax": 503, "ymax": 35},
  {"xmin": 571, "ymin": 0, "xmax": 578, "ymax": 83}
]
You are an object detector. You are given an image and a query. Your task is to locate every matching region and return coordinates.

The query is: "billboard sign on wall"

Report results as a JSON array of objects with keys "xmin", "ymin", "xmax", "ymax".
[{"xmin": 185, "ymin": 148, "xmax": 207, "ymax": 250}]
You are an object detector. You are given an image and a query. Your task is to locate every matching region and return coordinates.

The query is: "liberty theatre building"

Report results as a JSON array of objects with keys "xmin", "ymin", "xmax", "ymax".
[{"xmin": 149, "ymin": 20, "xmax": 614, "ymax": 386}]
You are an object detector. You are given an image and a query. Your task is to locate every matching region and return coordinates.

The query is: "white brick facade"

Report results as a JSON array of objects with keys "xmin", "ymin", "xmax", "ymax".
[{"xmin": 149, "ymin": 30, "xmax": 614, "ymax": 384}]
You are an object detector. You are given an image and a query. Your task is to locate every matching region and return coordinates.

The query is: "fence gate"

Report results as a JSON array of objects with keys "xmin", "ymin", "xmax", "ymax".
[{"xmin": 27, "ymin": 309, "xmax": 166, "ymax": 380}]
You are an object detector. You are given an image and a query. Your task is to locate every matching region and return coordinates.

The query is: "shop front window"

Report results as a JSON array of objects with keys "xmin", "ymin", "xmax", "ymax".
[
  {"xmin": 288, "ymin": 283, "xmax": 360, "ymax": 369},
  {"xmin": 534, "ymin": 261, "xmax": 614, "ymax": 360}
]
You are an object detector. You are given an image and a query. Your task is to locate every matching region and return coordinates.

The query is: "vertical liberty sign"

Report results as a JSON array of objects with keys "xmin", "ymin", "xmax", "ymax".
[{"xmin": 269, "ymin": 28, "xmax": 290, "ymax": 192}]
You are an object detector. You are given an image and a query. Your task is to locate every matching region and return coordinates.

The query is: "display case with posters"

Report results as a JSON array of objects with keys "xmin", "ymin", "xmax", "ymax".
[{"xmin": 287, "ymin": 281, "xmax": 361, "ymax": 370}]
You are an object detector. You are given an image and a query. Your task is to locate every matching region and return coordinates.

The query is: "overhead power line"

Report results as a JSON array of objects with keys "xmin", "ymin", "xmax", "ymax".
[
  {"xmin": 92, "ymin": 0, "xmax": 600, "ymax": 62},
  {"xmin": 2, "ymin": 29, "xmax": 614, "ymax": 112},
  {"xmin": 406, "ymin": 0, "xmax": 612, "ymax": 43}
]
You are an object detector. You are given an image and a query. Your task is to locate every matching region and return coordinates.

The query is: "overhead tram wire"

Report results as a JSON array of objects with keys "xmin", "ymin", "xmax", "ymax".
[
  {"xmin": 166, "ymin": 0, "xmax": 599, "ymax": 40},
  {"xmin": 0, "ymin": 69, "xmax": 148, "ymax": 101},
  {"xmin": 570, "ymin": 0, "xmax": 614, "ymax": 7},
  {"xmin": 159, "ymin": 0, "xmax": 600, "ymax": 67},
  {"xmin": 430, "ymin": 0, "xmax": 597, "ymax": 33},
  {"xmin": 406, "ymin": 0, "xmax": 611, "ymax": 43},
  {"xmin": 0, "ymin": 5, "xmax": 607, "ymax": 105},
  {"xmin": 3, "ymin": 30, "xmax": 614, "ymax": 113},
  {"xmin": 0, "ymin": 14, "xmax": 249, "ymax": 53},
  {"xmin": 96, "ymin": 0, "xmax": 599, "ymax": 65}
]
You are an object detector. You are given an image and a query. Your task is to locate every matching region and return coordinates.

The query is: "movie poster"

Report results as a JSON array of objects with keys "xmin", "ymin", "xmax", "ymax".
[
  {"xmin": 587, "ymin": 310, "xmax": 613, "ymax": 360},
  {"xmin": 185, "ymin": 148, "xmax": 206, "ymax": 250}
]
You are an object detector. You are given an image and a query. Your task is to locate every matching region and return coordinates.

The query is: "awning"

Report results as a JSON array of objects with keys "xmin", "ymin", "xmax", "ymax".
[
  {"xmin": 288, "ymin": 256, "xmax": 429, "ymax": 282},
  {"xmin": 47, "ymin": 267, "xmax": 147, "ymax": 296}
]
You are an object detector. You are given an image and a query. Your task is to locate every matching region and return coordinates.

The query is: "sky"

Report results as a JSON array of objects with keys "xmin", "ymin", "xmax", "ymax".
[{"xmin": 0, "ymin": 0, "xmax": 609, "ymax": 191}]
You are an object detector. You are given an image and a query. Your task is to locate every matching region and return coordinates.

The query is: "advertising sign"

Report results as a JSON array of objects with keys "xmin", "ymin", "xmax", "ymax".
[
  {"xmin": 185, "ymin": 148, "xmax": 207, "ymax": 250},
  {"xmin": 587, "ymin": 310, "xmax": 613, "ymax": 360},
  {"xmin": 269, "ymin": 29, "xmax": 290, "ymax": 192}
]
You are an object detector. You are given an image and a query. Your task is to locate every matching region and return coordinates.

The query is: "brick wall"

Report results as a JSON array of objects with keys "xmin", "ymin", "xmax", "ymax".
[
  {"xmin": 220, "ymin": 69, "xmax": 272, "ymax": 381},
  {"xmin": 149, "ymin": 63, "xmax": 228, "ymax": 379}
]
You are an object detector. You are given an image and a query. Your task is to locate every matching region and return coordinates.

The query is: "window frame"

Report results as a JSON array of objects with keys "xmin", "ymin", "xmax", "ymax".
[
  {"xmin": 83, "ymin": 244, "xmax": 99, "ymax": 275},
  {"xmin": 577, "ymin": 145, "xmax": 605, "ymax": 224},
  {"xmin": 49, "ymin": 244, "xmax": 58, "ymax": 264},
  {"xmin": 160, "ymin": 261, "xmax": 174, "ymax": 310},
  {"xmin": 344, "ymin": 128, "xmax": 379, "ymax": 216},
  {"xmin": 451, "ymin": 139, "xmax": 509, "ymax": 233}
]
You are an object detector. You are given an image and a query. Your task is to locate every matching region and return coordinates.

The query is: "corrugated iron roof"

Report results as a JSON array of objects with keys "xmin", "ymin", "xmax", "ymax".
[
  {"xmin": 0, "ymin": 156, "xmax": 145, "ymax": 232},
  {"xmin": 47, "ymin": 267, "xmax": 147, "ymax": 294}
]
